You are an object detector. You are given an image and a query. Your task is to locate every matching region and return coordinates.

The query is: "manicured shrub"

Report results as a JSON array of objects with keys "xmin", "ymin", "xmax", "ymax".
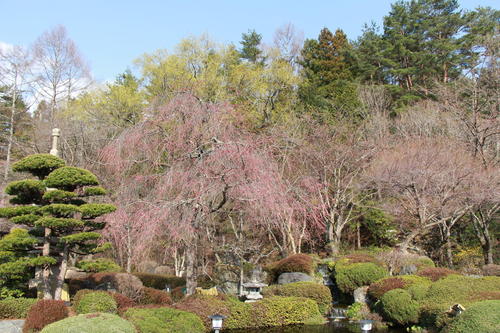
[
  {"xmin": 12, "ymin": 154, "xmax": 65, "ymax": 179},
  {"xmin": 262, "ymin": 281, "xmax": 332, "ymax": 314},
  {"xmin": 417, "ymin": 267, "xmax": 459, "ymax": 282},
  {"xmin": 446, "ymin": 300, "xmax": 500, "ymax": 333},
  {"xmin": 139, "ymin": 287, "xmax": 172, "ymax": 305},
  {"xmin": 44, "ymin": 166, "xmax": 98, "ymax": 191},
  {"xmin": 23, "ymin": 300, "xmax": 68, "ymax": 333},
  {"xmin": 419, "ymin": 275, "xmax": 500, "ymax": 328},
  {"xmin": 266, "ymin": 254, "xmax": 313, "ymax": 281},
  {"xmin": 380, "ymin": 289, "xmax": 420, "ymax": 326},
  {"xmin": 75, "ymin": 291, "xmax": 117, "ymax": 314},
  {"xmin": 174, "ymin": 294, "xmax": 230, "ymax": 329},
  {"xmin": 133, "ymin": 273, "xmax": 186, "ymax": 289},
  {"xmin": 334, "ymin": 262, "xmax": 388, "ymax": 293},
  {"xmin": 368, "ymin": 275, "xmax": 431, "ymax": 300},
  {"xmin": 124, "ymin": 306, "xmax": 205, "ymax": 333},
  {"xmin": 41, "ymin": 313, "xmax": 136, "ymax": 333},
  {"xmin": 0, "ymin": 297, "xmax": 37, "ymax": 319},
  {"xmin": 108, "ymin": 292, "xmax": 135, "ymax": 312},
  {"xmin": 76, "ymin": 258, "xmax": 122, "ymax": 273},
  {"xmin": 171, "ymin": 286, "xmax": 185, "ymax": 302},
  {"xmin": 253, "ymin": 296, "xmax": 324, "ymax": 327},
  {"xmin": 89, "ymin": 272, "xmax": 144, "ymax": 301}
]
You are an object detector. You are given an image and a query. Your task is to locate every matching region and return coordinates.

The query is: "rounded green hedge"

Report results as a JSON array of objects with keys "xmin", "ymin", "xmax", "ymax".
[
  {"xmin": 446, "ymin": 300, "xmax": 500, "ymax": 333},
  {"xmin": 335, "ymin": 262, "xmax": 388, "ymax": 293},
  {"xmin": 262, "ymin": 281, "xmax": 332, "ymax": 314},
  {"xmin": 41, "ymin": 313, "xmax": 136, "ymax": 333},
  {"xmin": 369, "ymin": 275, "xmax": 431, "ymax": 300},
  {"xmin": 45, "ymin": 167, "xmax": 99, "ymax": 190},
  {"xmin": 75, "ymin": 291, "xmax": 117, "ymax": 314},
  {"xmin": 0, "ymin": 298, "xmax": 37, "ymax": 319},
  {"xmin": 12, "ymin": 154, "xmax": 65, "ymax": 179},
  {"xmin": 380, "ymin": 288, "xmax": 420, "ymax": 326},
  {"xmin": 253, "ymin": 296, "xmax": 324, "ymax": 327},
  {"xmin": 124, "ymin": 307, "xmax": 205, "ymax": 333}
]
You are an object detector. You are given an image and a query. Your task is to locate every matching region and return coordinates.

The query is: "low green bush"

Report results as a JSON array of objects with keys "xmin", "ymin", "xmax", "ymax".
[
  {"xmin": 380, "ymin": 289, "xmax": 420, "ymax": 326},
  {"xmin": 133, "ymin": 273, "xmax": 185, "ymax": 290},
  {"xmin": 41, "ymin": 313, "xmax": 136, "ymax": 333},
  {"xmin": 0, "ymin": 297, "xmax": 37, "ymax": 319},
  {"xmin": 346, "ymin": 302, "xmax": 363, "ymax": 320},
  {"xmin": 334, "ymin": 261, "xmax": 388, "ymax": 293},
  {"xmin": 262, "ymin": 281, "xmax": 332, "ymax": 314},
  {"xmin": 254, "ymin": 296, "xmax": 324, "ymax": 327},
  {"xmin": 174, "ymin": 294, "xmax": 230, "ymax": 329},
  {"xmin": 124, "ymin": 307, "xmax": 205, "ymax": 333},
  {"xmin": 369, "ymin": 275, "xmax": 431, "ymax": 300},
  {"xmin": 75, "ymin": 291, "xmax": 117, "ymax": 314},
  {"xmin": 446, "ymin": 300, "xmax": 500, "ymax": 333},
  {"xmin": 76, "ymin": 258, "xmax": 122, "ymax": 273}
]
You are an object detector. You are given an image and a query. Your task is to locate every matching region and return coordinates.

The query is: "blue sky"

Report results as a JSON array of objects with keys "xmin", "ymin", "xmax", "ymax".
[{"xmin": 1, "ymin": 0, "xmax": 497, "ymax": 82}]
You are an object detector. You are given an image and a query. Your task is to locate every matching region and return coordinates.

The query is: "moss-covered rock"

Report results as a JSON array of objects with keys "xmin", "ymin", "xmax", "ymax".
[
  {"xmin": 12, "ymin": 154, "xmax": 65, "ymax": 179},
  {"xmin": 45, "ymin": 167, "xmax": 99, "ymax": 191},
  {"xmin": 124, "ymin": 307, "xmax": 204, "ymax": 333},
  {"xmin": 41, "ymin": 313, "xmax": 135, "ymax": 333},
  {"xmin": 445, "ymin": 300, "xmax": 500, "ymax": 333}
]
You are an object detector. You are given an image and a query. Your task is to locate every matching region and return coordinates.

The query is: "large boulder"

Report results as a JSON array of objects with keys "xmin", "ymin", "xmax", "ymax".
[
  {"xmin": 278, "ymin": 272, "xmax": 312, "ymax": 284},
  {"xmin": 65, "ymin": 268, "xmax": 89, "ymax": 280},
  {"xmin": 353, "ymin": 286, "xmax": 369, "ymax": 305}
]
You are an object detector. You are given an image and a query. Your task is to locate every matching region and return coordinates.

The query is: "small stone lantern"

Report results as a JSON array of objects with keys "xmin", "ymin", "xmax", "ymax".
[
  {"xmin": 209, "ymin": 314, "xmax": 226, "ymax": 333},
  {"xmin": 241, "ymin": 281, "xmax": 267, "ymax": 302}
]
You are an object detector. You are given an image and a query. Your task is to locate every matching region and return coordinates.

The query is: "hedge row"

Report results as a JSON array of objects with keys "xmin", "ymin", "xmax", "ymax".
[
  {"xmin": 263, "ymin": 281, "xmax": 332, "ymax": 314},
  {"xmin": 0, "ymin": 298, "xmax": 37, "ymax": 319}
]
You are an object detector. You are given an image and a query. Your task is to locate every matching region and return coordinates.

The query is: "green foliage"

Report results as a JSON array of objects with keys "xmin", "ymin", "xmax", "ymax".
[
  {"xmin": 23, "ymin": 299, "xmax": 69, "ymax": 333},
  {"xmin": 334, "ymin": 261, "xmax": 388, "ymax": 293},
  {"xmin": 139, "ymin": 287, "xmax": 172, "ymax": 305},
  {"xmin": 417, "ymin": 267, "xmax": 460, "ymax": 282},
  {"xmin": 446, "ymin": 300, "xmax": 500, "ymax": 333},
  {"xmin": 84, "ymin": 186, "xmax": 107, "ymax": 196},
  {"xmin": 369, "ymin": 275, "xmax": 431, "ymax": 300},
  {"xmin": 45, "ymin": 166, "xmax": 99, "ymax": 191},
  {"xmin": 76, "ymin": 258, "xmax": 122, "ymax": 273},
  {"xmin": 124, "ymin": 307, "xmax": 205, "ymax": 333},
  {"xmin": 42, "ymin": 189, "xmax": 77, "ymax": 202},
  {"xmin": 75, "ymin": 291, "xmax": 118, "ymax": 314},
  {"xmin": 41, "ymin": 204, "xmax": 80, "ymax": 217},
  {"xmin": 346, "ymin": 302, "xmax": 363, "ymax": 320},
  {"xmin": 380, "ymin": 289, "xmax": 420, "ymax": 326},
  {"xmin": 253, "ymin": 296, "xmax": 324, "ymax": 327},
  {"xmin": 0, "ymin": 206, "xmax": 40, "ymax": 218},
  {"xmin": 79, "ymin": 204, "xmax": 116, "ymax": 218},
  {"xmin": 41, "ymin": 313, "xmax": 136, "ymax": 333},
  {"xmin": 60, "ymin": 232, "xmax": 101, "ymax": 244},
  {"xmin": 10, "ymin": 214, "xmax": 40, "ymax": 225},
  {"xmin": 0, "ymin": 298, "xmax": 37, "ymax": 319},
  {"xmin": 262, "ymin": 281, "xmax": 332, "ymax": 314},
  {"xmin": 239, "ymin": 29, "xmax": 263, "ymax": 63},
  {"xmin": 133, "ymin": 273, "xmax": 186, "ymax": 290},
  {"xmin": 35, "ymin": 217, "xmax": 84, "ymax": 229},
  {"xmin": 12, "ymin": 154, "xmax": 65, "ymax": 179},
  {"xmin": 5, "ymin": 180, "xmax": 45, "ymax": 204}
]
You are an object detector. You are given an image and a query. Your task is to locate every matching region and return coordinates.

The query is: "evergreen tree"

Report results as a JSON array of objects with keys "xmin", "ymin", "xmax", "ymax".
[
  {"xmin": 0, "ymin": 154, "xmax": 115, "ymax": 299},
  {"xmin": 239, "ymin": 29, "xmax": 263, "ymax": 63}
]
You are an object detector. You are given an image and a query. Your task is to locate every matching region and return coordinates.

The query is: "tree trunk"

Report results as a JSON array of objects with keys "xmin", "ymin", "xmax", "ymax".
[
  {"xmin": 445, "ymin": 228, "xmax": 454, "ymax": 268},
  {"xmin": 356, "ymin": 223, "xmax": 361, "ymax": 249},
  {"xmin": 185, "ymin": 244, "xmax": 197, "ymax": 295},
  {"xmin": 238, "ymin": 266, "xmax": 244, "ymax": 296},
  {"xmin": 42, "ymin": 227, "xmax": 53, "ymax": 299},
  {"xmin": 54, "ymin": 245, "xmax": 69, "ymax": 300},
  {"xmin": 3, "ymin": 89, "xmax": 16, "ymax": 182},
  {"xmin": 328, "ymin": 228, "xmax": 342, "ymax": 256},
  {"xmin": 125, "ymin": 225, "xmax": 132, "ymax": 273},
  {"xmin": 398, "ymin": 229, "xmax": 421, "ymax": 253}
]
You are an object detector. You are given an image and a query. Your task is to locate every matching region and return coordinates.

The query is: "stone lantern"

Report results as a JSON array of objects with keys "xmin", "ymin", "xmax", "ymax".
[{"xmin": 241, "ymin": 281, "xmax": 267, "ymax": 302}]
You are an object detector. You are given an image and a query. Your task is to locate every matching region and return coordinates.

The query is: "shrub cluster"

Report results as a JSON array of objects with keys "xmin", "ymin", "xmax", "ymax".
[
  {"xmin": 263, "ymin": 281, "xmax": 332, "ymax": 314},
  {"xmin": 23, "ymin": 300, "xmax": 68, "ymax": 333},
  {"xmin": 108, "ymin": 292, "xmax": 135, "ymax": 313},
  {"xmin": 124, "ymin": 307, "xmax": 205, "ymax": 333},
  {"xmin": 416, "ymin": 267, "xmax": 459, "ymax": 282},
  {"xmin": 266, "ymin": 254, "xmax": 313, "ymax": 282},
  {"xmin": 380, "ymin": 289, "xmax": 420, "ymax": 325},
  {"xmin": 139, "ymin": 287, "xmax": 172, "ymax": 305},
  {"xmin": 88, "ymin": 272, "xmax": 144, "ymax": 301},
  {"xmin": 446, "ymin": 300, "xmax": 500, "ymax": 333},
  {"xmin": 133, "ymin": 273, "xmax": 186, "ymax": 290},
  {"xmin": 253, "ymin": 296, "xmax": 323, "ymax": 327},
  {"xmin": 0, "ymin": 297, "xmax": 37, "ymax": 319},
  {"xmin": 368, "ymin": 275, "xmax": 431, "ymax": 300},
  {"xmin": 74, "ymin": 291, "xmax": 117, "ymax": 314},
  {"xmin": 41, "ymin": 313, "xmax": 136, "ymax": 333},
  {"xmin": 334, "ymin": 261, "xmax": 388, "ymax": 293},
  {"xmin": 171, "ymin": 286, "xmax": 185, "ymax": 302}
]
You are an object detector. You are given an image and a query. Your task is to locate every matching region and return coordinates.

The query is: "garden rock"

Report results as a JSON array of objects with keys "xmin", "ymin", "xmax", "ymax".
[
  {"xmin": 0, "ymin": 320, "xmax": 25, "ymax": 333},
  {"xmin": 278, "ymin": 272, "xmax": 312, "ymax": 284},
  {"xmin": 399, "ymin": 264, "xmax": 418, "ymax": 275},
  {"xmin": 353, "ymin": 286, "xmax": 369, "ymax": 305},
  {"xmin": 65, "ymin": 268, "xmax": 88, "ymax": 280}
]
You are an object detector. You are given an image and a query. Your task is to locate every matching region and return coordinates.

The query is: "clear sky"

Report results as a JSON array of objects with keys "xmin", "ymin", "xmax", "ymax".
[{"xmin": 1, "ymin": 0, "xmax": 497, "ymax": 82}]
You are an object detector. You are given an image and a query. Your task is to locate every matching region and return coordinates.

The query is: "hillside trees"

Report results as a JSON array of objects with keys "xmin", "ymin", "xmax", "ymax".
[{"xmin": 0, "ymin": 154, "xmax": 115, "ymax": 299}]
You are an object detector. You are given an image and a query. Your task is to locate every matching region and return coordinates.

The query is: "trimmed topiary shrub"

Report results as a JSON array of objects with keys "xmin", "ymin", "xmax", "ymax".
[
  {"xmin": 369, "ymin": 275, "xmax": 431, "ymax": 300},
  {"xmin": 76, "ymin": 258, "xmax": 122, "ymax": 273},
  {"xmin": 23, "ymin": 300, "xmax": 68, "ymax": 333},
  {"xmin": 124, "ymin": 306, "xmax": 205, "ymax": 333},
  {"xmin": 0, "ymin": 298, "xmax": 37, "ymax": 319},
  {"xmin": 417, "ymin": 267, "xmax": 459, "ymax": 282},
  {"xmin": 72, "ymin": 289, "xmax": 93, "ymax": 307},
  {"xmin": 133, "ymin": 273, "xmax": 186, "ymax": 290},
  {"xmin": 139, "ymin": 287, "xmax": 172, "ymax": 305},
  {"xmin": 44, "ymin": 166, "xmax": 99, "ymax": 191},
  {"xmin": 446, "ymin": 300, "xmax": 500, "ymax": 333},
  {"xmin": 41, "ymin": 313, "xmax": 136, "ymax": 333},
  {"xmin": 75, "ymin": 291, "xmax": 117, "ymax": 314},
  {"xmin": 380, "ymin": 289, "xmax": 420, "ymax": 326},
  {"xmin": 12, "ymin": 154, "xmax": 65, "ymax": 179},
  {"xmin": 334, "ymin": 262, "xmax": 388, "ymax": 293},
  {"xmin": 253, "ymin": 296, "xmax": 324, "ymax": 327},
  {"xmin": 88, "ymin": 272, "xmax": 144, "ymax": 301},
  {"xmin": 174, "ymin": 294, "xmax": 230, "ymax": 329},
  {"xmin": 108, "ymin": 292, "xmax": 135, "ymax": 313},
  {"xmin": 266, "ymin": 254, "xmax": 313, "ymax": 282},
  {"xmin": 262, "ymin": 281, "xmax": 332, "ymax": 314}
]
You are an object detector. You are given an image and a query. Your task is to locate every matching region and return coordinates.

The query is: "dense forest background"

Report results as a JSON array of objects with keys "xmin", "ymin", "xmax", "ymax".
[{"xmin": 1, "ymin": 0, "xmax": 498, "ymax": 286}]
